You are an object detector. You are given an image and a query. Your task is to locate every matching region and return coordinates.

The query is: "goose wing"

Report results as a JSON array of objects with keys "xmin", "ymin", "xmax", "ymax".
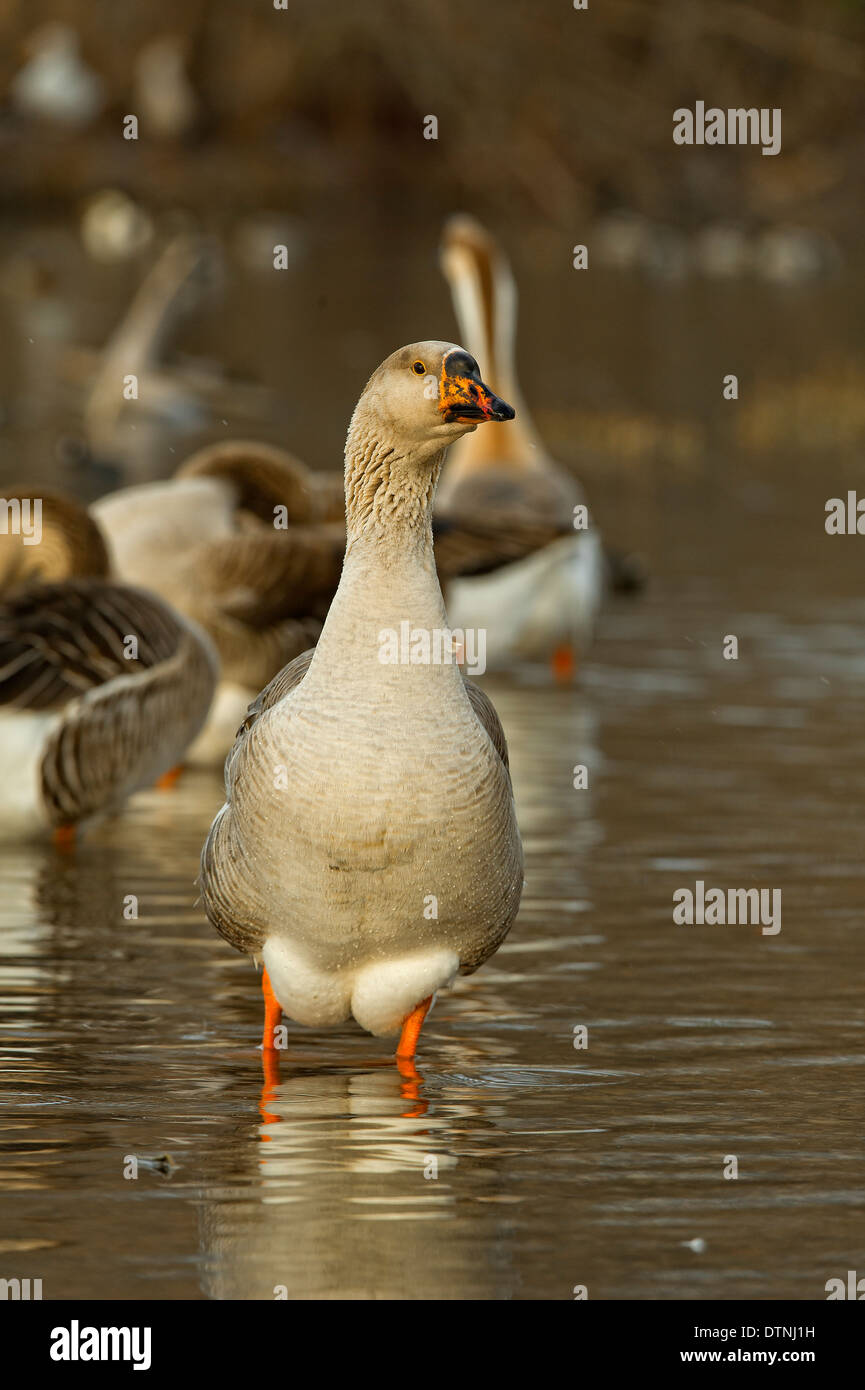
[
  {"xmin": 177, "ymin": 525, "xmax": 341, "ymax": 690},
  {"xmin": 235, "ymin": 649, "xmax": 315, "ymax": 737},
  {"xmin": 190, "ymin": 525, "xmax": 345, "ymax": 627},
  {"xmin": 433, "ymin": 512, "xmax": 571, "ymax": 580},
  {"xmin": 0, "ymin": 580, "xmax": 217, "ymax": 825},
  {"xmin": 199, "ymin": 648, "xmax": 314, "ymax": 955},
  {"xmin": 463, "ymin": 677, "xmax": 510, "ymax": 771}
]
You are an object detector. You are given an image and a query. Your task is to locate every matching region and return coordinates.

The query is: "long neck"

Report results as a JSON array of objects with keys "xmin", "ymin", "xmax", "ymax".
[
  {"xmin": 305, "ymin": 415, "xmax": 450, "ymax": 681},
  {"xmin": 343, "ymin": 418, "xmax": 439, "ymax": 562},
  {"xmin": 447, "ymin": 245, "xmax": 548, "ymax": 470}
]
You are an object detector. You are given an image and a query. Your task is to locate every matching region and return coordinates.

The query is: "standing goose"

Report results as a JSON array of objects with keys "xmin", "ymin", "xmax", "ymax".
[
  {"xmin": 436, "ymin": 215, "xmax": 606, "ymax": 676},
  {"xmin": 200, "ymin": 343, "xmax": 524, "ymax": 1065},
  {"xmin": 0, "ymin": 491, "xmax": 217, "ymax": 838},
  {"xmin": 92, "ymin": 443, "xmax": 345, "ymax": 763}
]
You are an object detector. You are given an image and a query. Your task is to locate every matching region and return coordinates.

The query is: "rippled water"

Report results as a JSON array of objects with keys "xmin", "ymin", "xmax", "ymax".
[{"xmin": 2, "ymin": 466, "xmax": 862, "ymax": 1300}]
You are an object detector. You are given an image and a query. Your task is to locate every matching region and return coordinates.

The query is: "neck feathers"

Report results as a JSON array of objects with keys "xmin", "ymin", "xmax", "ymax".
[{"xmin": 344, "ymin": 413, "xmax": 442, "ymax": 555}]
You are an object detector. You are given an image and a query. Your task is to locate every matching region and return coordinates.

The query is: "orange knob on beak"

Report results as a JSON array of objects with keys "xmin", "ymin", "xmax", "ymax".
[{"xmin": 439, "ymin": 348, "xmax": 515, "ymax": 425}]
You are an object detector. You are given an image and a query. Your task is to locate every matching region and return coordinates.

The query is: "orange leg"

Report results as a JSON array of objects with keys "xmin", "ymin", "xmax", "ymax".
[
  {"xmin": 259, "ymin": 968, "xmax": 283, "ymax": 1105},
  {"xmin": 259, "ymin": 1052, "xmax": 280, "ymax": 1130},
  {"xmin": 395, "ymin": 996, "xmax": 433, "ymax": 1113},
  {"xmin": 551, "ymin": 644, "xmax": 577, "ymax": 683},
  {"xmin": 155, "ymin": 765, "xmax": 183, "ymax": 791},
  {"xmin": 261, "ymin": 968, "xmax": 282, "ymax": 1052},
  {"xmin": 396, "ymin": 995, "xmax": 432, "ymax": 1062},
  {"xmin": 52, "ymin": 824, "xmax": 76, "ymax": 850}
]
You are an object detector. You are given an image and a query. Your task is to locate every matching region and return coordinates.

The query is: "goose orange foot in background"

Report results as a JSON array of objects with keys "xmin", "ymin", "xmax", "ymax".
[
  {"xmin": 155, "ymin": 765, "xmax": 183, "ymax": 791},
  {"xmin": 551, "ymin": 643, "xmax": 577, "ymax": 683},
  {"xmin": 53, "ymin": 824, "xmax": 76, "ymax": 850}
]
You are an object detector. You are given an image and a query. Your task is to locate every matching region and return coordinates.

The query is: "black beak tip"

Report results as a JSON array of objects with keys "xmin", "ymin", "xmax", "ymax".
[{"xmin": 494, "ymin": 398, "xmax": 516, "ymax": 422}]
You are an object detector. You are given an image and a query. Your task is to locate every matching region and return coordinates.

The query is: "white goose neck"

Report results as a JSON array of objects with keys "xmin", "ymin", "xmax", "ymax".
[
  {"xmin": 343, "ymin": 415, "xmax": 443, "ymax": 567},
  {"xmin": 298, "ymin": 413, "xmax": 456, "ymax": 691}
]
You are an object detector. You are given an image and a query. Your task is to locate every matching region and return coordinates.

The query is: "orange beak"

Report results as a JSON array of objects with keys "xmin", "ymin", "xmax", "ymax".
[{"xmin": 438, "ymin": 349, "xmax": 515, "ymax": 424}]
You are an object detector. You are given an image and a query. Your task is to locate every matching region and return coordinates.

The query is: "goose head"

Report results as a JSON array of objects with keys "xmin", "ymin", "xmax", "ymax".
[
  {"xmin": 177, "ymin": 439, "xmax": 322, "ymax": 523},
  {"xmin": 0, "ymin": 489, "xmax": 109, "ymax": 592},
  {"xmin": 343, "ymin": 342, "xmax": 515, "ymax": 539},
  {"xmin": 351, "ymin": 341, "xmax": 514, "ymax": 466}
]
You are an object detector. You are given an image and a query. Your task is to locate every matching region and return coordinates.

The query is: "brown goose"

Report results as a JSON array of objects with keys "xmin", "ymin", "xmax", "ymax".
[
  {"xmin": 0, "ymin": 492, "xmax": 217, "ymax": 838},
  {"xmin": 92, "ymin": 443, "xmax": 346, "ymax": 762}
]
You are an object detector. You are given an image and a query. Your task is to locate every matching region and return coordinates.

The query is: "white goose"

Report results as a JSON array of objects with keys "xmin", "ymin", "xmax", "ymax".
[
  {"xmin": 436, "ymin": 215, "xmax": 606, "ymax": 676},
  {"xmin": 200, "ymin": 342, "xmax": 524, "ymax": 1065}
]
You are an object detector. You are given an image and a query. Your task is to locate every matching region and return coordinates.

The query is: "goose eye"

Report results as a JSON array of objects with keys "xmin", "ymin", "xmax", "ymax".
[{"xmin": 412, "ymin": 360, "xmax": 426, "ymax": 375}]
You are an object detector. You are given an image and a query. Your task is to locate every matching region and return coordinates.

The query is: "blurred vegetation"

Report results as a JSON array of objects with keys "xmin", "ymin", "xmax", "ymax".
[{"xmin": 0, "ymin": 0, "xmax": 864, "ymax": 244}]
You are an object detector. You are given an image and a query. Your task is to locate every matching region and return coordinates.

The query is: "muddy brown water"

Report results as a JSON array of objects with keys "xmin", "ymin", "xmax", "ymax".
[{"xmin": 0, "ymin": 223, "xmax": 863, "ymax": 1299}]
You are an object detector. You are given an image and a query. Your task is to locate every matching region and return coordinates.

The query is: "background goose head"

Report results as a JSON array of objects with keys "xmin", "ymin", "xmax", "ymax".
[
  {"xmin": 0, "ymin": 488, "xmax": 109, "ymax": 592},
  {"xmin": 176, "ymin": 439, "xmax": 343, "ymax": 525},
  {"xmin": 440, "ymin": 216, "xmax": 515, "ymax": 386},
  {"xmin": 439, "ymin": 215, "xmax": 547, "ymax": 473}
]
